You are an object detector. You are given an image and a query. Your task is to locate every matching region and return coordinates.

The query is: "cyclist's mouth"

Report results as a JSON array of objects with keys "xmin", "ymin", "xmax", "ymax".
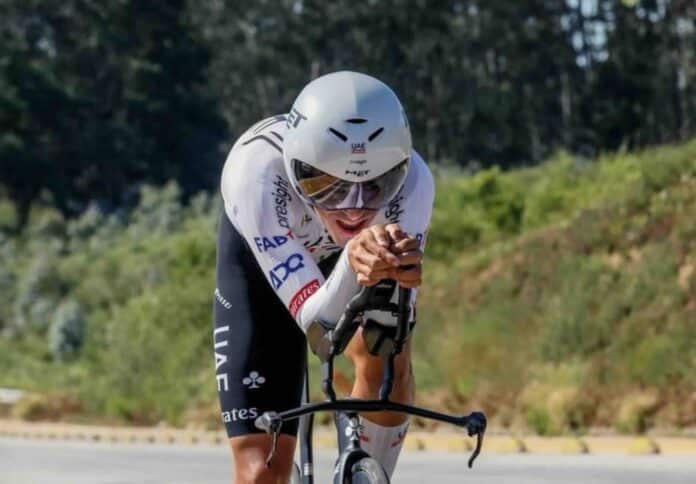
[{"xmin": 335, "ymin": 218, "xmax": 369, "ymax": 234}]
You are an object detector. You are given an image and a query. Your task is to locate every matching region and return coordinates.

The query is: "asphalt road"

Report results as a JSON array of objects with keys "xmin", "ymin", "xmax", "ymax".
[{"xmin": 1, "ymin": 437, "xmax": 695, "ymax": 484}]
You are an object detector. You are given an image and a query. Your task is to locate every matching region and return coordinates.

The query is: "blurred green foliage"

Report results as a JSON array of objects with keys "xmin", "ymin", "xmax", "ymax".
[
  {"xmin": 1, "ymin": 139, "xmax": 694, "ymax": 432},
  {"xmin": 418, "ymin": 139, "xmax": 696, "ymax": 432},
  {"xmin": 49, "ymin": 300, "xmax": 84, "ymax": 362},
  {"xmin": 0, "ymin": 183, "xmax": 221, "ymax": 425},
  {"xmin": 2, "ymin": 0, "xmax": 694, "ymax": 226}
]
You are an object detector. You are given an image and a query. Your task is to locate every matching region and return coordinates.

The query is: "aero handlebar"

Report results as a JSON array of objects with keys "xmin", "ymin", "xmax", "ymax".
[{"xmin": 258, "ymin": 276, "xmax": 487, "ymax": 469}]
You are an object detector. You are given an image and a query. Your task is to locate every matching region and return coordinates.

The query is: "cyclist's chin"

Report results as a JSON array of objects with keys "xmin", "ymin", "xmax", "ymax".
[{"xmin": 316, "ymin": 208, "xmax": 377, "ymax": 246}]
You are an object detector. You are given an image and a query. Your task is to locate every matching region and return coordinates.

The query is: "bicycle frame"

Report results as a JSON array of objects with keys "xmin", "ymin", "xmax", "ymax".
[{"xmin": 255, "ymin": 281, "xmax": 487, "ymax": 482}]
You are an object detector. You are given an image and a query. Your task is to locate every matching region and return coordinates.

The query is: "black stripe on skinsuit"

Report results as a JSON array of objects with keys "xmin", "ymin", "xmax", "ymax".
[
  {"xmin": 253, "ymin": 115, "xmax": 287, "ymax": 134},
  {"xmin": 242, "ymin": 135, "xmax": 282, "ymax": 154}
]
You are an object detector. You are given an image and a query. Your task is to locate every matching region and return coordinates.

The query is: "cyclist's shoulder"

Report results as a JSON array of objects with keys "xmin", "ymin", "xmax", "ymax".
[
  {"xmin": 225, "ymin": 114, "xmax": 288, "ymax": 164},
  {"xmin": 239, "ymin": 114, "xmax": 289, "ymax": 151},
  {"xmin": 221, "ymin": 115, "xmax": 291, "ymax": 198}
]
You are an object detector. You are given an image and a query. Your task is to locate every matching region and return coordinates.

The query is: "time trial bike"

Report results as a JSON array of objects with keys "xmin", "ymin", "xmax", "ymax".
[{"xmin": 255, "ymin": 279, "xmax": 487, "ymax": 483}]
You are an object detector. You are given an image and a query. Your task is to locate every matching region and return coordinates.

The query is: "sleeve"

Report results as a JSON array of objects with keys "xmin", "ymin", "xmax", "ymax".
[{"xmin": 222, "ymin": 164, "xmax": 361, "ymax": 333}]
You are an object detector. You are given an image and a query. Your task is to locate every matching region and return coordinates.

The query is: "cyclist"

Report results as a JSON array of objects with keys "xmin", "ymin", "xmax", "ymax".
[{"xmin": 214, "ymin": 71, "xmax": 434, "ymax": 483}]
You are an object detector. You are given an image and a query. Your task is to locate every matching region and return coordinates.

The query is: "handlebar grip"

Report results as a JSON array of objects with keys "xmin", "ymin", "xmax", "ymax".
[{"xmin": 254, "ymin": 411, "xmax": 282, "ymax": 433}]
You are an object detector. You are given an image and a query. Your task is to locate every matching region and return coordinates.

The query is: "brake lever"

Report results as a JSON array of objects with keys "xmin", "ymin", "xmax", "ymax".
[
  {"xmin": 265, "ymin": 428, "xmax": 280, "ymax": 468},
  {"xmin": 468, "ymin": 431, "xmax": 484, "ymax": 468},
  {"xmin": 255, "ymin": 412, "xmax": 283, "ymax": 468}
]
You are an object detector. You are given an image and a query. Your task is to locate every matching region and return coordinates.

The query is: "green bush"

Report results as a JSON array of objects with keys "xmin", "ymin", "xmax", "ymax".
[
  {"xmin": 516, "ymin": 363, "xmax": 593, "ymax": 435},
  {"xmin": 49, "ymin": 300, "xmax": 85, "ymax": 362},
  {"xmin": 13, "ymin": 255, "xmax": 63, "ymax": 333},
  {"xmin": 0, "ymin": 139, "xmax": 694, "ymax": 431},
  {"xmin": 614, "ymin": 391, "xmax": 660, "ymax": 434}
]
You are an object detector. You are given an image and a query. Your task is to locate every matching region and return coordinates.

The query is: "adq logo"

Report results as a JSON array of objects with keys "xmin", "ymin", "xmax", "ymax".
[{"xmin": 269, "ymin": 253, "xmax": 305, "ymax": 289}]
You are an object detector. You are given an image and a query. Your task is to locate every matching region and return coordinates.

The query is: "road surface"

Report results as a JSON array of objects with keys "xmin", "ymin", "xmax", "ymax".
[{"xmin": 1, "ymin": 437, "xmax": 694, "ymax": 483}]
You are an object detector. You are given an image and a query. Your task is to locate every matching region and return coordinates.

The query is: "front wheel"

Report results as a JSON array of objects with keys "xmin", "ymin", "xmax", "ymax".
[{"xmin": 347, "ymin": 457, "xmax": 390, "ymax": 484}]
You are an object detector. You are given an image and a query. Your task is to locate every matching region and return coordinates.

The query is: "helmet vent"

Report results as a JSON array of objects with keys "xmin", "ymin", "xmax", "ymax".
[
  {"xmin": 328, "ymin": 128, "xmax": 348, "ymax": 142},
  {"xmin": 368, "ymin": 127, "xmax": 384, "ymax": 142},
  {"xmin": 346, "ymin": 118, "xmax": 367, "ymax": 124}
]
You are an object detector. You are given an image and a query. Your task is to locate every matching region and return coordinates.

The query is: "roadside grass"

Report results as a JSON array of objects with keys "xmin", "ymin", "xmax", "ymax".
[
  {"xmin": 0, "ymin": 140, "xmax": 694, "ymax": 433},
  {"xmin": 415, "ymin": 140, "xmax": 696, "ymax": 432}
]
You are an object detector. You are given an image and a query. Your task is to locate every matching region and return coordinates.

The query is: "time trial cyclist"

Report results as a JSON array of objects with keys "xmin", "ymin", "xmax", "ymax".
[{"xmin": 213, "ymin": 71, "xmax": 434, "ymax": 484}]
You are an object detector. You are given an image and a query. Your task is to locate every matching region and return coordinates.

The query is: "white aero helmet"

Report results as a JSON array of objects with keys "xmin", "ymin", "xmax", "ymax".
[{"xmin": 283, "ymin": 71, "xmax": 412, "ymax": 210}]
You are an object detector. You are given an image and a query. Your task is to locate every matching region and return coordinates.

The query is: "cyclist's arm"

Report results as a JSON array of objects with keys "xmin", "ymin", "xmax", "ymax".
[
  {"xmin": 222, "ymin": 169, "xmax": 361, "ymax": 332},
  {"xmin": 301, "ymin": 150, "xmax": 436, "ymax": 327}
]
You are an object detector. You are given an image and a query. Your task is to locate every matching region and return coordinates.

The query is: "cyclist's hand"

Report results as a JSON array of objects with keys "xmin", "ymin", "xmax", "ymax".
[
  {"xmin": 347, "ymin": 224, "xmax": 423, "ymax": 288},
  {"xmin": 347, "ymin": 225, "xmax": 401, "ymax": 286},
  {"xmin": 385, "ymin": 225, "xmax": 423, "ymax": 288},
  {"xmin": 385, "ymin": 224, "xmax": 420, "ymax": 255}
]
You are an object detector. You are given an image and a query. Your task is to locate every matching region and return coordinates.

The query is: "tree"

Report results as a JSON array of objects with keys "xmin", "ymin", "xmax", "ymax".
[{"xmin": 0, "ymin": 0, "xmax": 226, "ymax": 226}]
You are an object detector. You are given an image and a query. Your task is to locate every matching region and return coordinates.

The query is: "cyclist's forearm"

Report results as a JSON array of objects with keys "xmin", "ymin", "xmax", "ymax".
[{"xmin": 295, "ymin": 250, "xmax": 360, "ymax": 331}]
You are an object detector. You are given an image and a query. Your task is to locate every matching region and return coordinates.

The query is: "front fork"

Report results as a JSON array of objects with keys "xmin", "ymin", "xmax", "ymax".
[
  {"xmin": 335, "ymin": 410, "xmax": 363, "ymax": 453},
  {"xmin": 333, "ymin": 411, "xmax": 371, "ymax": 484},
  {"xmin": 298, "ymin": 377, "xmax": 364, "ymax": 484},
  {"xmin": 298, "ymin": 366, "xmax": 314, "ymax": 484}
]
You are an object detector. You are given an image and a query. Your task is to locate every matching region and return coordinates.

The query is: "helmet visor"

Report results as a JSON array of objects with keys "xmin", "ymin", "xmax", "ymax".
[{"xmin": 292, "ymin": 159, "xmax": 409, "ymax": 210}]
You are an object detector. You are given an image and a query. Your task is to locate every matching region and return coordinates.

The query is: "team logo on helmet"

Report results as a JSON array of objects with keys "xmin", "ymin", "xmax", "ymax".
[{"xmin": 351, "ymin": 142, "xmax": 366, "ymax": 154}]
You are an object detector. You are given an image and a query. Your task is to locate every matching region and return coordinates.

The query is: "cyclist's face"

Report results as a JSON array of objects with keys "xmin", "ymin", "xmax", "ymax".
[{"xmin": 315, "ymin": 208, "xmax": 377, "ymax": 246}]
